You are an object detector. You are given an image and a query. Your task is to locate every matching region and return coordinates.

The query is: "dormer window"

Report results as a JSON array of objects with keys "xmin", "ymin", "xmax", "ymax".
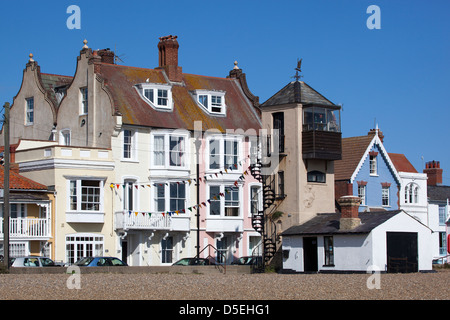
[
  {"xmin": 193, "ymin": 90, "xmax": 226, "ymax": 115},
  {"xmin": 136, "ymin": 83, "xmax": 173, "ymax": 110}
]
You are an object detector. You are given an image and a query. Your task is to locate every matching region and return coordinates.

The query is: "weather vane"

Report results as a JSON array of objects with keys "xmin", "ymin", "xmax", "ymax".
[{"xmin": 292, "ymin": 58, "xmax": 303, "ymax": 81}]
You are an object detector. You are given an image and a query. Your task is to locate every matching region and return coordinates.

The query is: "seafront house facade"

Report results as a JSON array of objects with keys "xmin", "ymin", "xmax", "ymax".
[
  {"xmin": 0, "ymin": 162, "xmax": 54, "ymax": 260},
  {"xmin": 1, "ymin": 36, "xmax": 263, "ymax": 266}
]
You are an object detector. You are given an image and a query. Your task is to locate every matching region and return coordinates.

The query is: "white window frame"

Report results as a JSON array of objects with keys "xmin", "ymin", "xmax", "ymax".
[
  {"xmin": 207, "ymin": 184, "xmax": 242, "ymax": 218},
  {"xmin": 67, "ymin": 178, "xmax": 105, "ymax": 213},
  {"xmin": 123, "ymin": 178, "xmax": 139, "ymax": 212},
  {"xmin": 382, "ymin": 186, "xmax": 390, "ymax": 207},
  {"xmin": 80, "ymin": 87, "xmax": 88, "ymax": 115},
  {"xmin": 369, "ymin": 155, "xmax": 377, "ymax": 175},
  {"xmin": 358, "ymin": 185, "xmax": 366, "ymax": 206},
  {"xmin": 151, "ymin": 181, "xmax": 187, "ymax": 214},
  {"xmin": 161, "ymin": 236, "xmax": 174, "ymax": 264},
  {"xmin": 137, "ymin": 83, "xmax": 173, "ymax": 110},
  {"xmin": 206, "ymin": 135, "xmax": 242, "ymax": 172},
  {"xmin": 405, "ymin": 183, "xmax": 419, "ymax": 204},
  {"xmin": 122, "ymin": 129, "xmax": 137, "ymax": 161},
  {"xmin": 65, "ymin": 234, "xmax": 104, "ymax": 264},
  {"xmin": 194, "ymin": 90, "xmax": 226, "ymax": 115},
  {"xmin": 249, "ymin": 183, "xmax": 263, "ymax": 218},
  {"xmin": 150, "ymin": 131, "xmax": 189, "ymax": 170},
  {"xmin": 25, "ymin": 97, "xmax": 34, "ymax": 125}
]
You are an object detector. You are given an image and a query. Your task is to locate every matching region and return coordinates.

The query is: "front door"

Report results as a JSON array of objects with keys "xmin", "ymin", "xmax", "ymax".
[
  {"xmin": 303, "ymin": 237, "xmax": 318, "ymax": 272},
  {"xmin": 386, "ymin": 232, "xmax": 418, "ymax": 273}
]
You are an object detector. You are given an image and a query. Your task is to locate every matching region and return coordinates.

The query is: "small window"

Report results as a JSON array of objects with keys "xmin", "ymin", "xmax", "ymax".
[
  {"xmin": 161, "ymin": 237, "xmax": 173, "ymax": 264},
  {"xmin": 26, "ymin": 97, "xmax": 34, "ymax": 125},
  {"xmin": 123, "ymin": 130, "xmax": 134, "ymax": 159},
  {"xmin": 382, "ymin": 187, "xmax": 390, "ymax": 206},
  {"xmin": 369, "ymin": 155, "xmax": 377, "ymax": 175},
  {"xmin": 139, "ymin": 84, "xmax": 172, "ymax": 110},
  {"xmin": 307, "ymin": 170, "xmax": 326, "ymax": 183},
  {"xmin": 324, "ymin": 236, "xmax": 334, "ymax": 266},
  {"xmin": 157, "ymin": 89, "xmax": 168, "ymax": 106},
  {"xmin": 225, "ymin": 187, "xmax": 239, "ymax": 216},
  {"xmin": 195, "ymin": 91, "xmax": 226, "ymax": 115},
  {"xmin": 358, "ymin": 185, "xmax": 366, "ymax": 206},
  {"xmin": 80, "ymin": 87, "xmax": 88, "ymax": 114}
]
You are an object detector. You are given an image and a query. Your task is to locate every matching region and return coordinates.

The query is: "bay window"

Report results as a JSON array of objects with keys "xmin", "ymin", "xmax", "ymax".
[
  {"xmin": 208, "ymin": 185, "xmax": 241, "ymax": 217},
  {"xmin": 68, "ymin": 179, "xmax": 103, "ymax": 212},
  {"xmin": 153, "ymin": 182, "xmax": 186, "ymax": 213}
]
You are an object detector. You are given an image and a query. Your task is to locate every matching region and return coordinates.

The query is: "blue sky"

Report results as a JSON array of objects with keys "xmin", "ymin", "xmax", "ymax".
[{"xmin": 1, "ymin": 0, "xmax": 449, "ymax": 183}]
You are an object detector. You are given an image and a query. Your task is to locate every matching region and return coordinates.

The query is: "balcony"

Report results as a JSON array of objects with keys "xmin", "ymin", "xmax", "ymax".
[
  {"xmin": 302, "ymin": 105, "xmax": 342, "ymax": 160},
  {"xmin": 115, "ymin": 211, "xmax": 173, "ymax": 231},
  {"xmin": 0, "ymin": 218, "xmax": 51, "ymax": 239}
]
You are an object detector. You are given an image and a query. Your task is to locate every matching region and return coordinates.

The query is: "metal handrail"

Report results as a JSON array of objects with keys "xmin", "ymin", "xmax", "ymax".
[{"xmin": 195, "ymin": 244, "xmax": 227, "ymax": 274}]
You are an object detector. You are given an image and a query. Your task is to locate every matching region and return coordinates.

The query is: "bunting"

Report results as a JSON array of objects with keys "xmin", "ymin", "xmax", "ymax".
[{"xmin": 111, "ymin": 161, "xmax": 255, "ymax": 218}]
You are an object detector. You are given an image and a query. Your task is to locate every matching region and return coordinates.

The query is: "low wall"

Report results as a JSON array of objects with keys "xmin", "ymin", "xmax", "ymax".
[{"xmin": 9, "ymin": 265, "xmax": 252, "ymax": 275}]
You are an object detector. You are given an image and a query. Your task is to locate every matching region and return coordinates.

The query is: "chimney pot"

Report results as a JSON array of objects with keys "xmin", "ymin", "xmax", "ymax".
[
  {"xmin": 424, "ymin": 160, "xmax": 443, "ymax": 186},
  {"xmin": 157, "ymin": 35, "xmax": 182, "ymax": 82}
]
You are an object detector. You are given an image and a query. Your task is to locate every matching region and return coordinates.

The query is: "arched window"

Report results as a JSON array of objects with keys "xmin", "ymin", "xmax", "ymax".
[{"xmin": 405, "ymin": 183, "xmax": 419, "ymax": 204}]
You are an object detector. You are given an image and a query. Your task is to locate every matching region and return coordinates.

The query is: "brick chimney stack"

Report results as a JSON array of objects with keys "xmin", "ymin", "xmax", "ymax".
[
  {"xmin": 338, "ymin": 196, "xmax": 361, "ymax": 231},
  {"xmin": 423, "ymin": 160, "xmax": 443, "ymax": 186},
  {"xmin": 157, "ymin": 35, "xmax": 182, "ymax": 82}
]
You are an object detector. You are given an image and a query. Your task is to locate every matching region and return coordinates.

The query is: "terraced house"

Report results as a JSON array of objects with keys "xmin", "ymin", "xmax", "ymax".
[{"xmin": 0, "ymin": 36, "xmax": 263, "ymax": 266}]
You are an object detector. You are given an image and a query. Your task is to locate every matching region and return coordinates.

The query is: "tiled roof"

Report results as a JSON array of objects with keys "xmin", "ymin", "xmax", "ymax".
[
  {"xmin": 334, "ymin": 134, "xmax": 374, "ymax": 181},
  {"xmin": 261, "ymin": 81, "xmax": 336, "ymax": 107},
  {"xmin": 282, "ymin": 210, "xmax": 403, "ymax": 236},
  {"xmin": 0, "ymin": 166, "xmax": 47, "ymax": 190},
  {"xmin": 99, "ymin": 64, "xmax": 262, "ymax": 133},
  {"xmin": 388, "ymin": 153, "xmax": 417, "ymax": 173}
]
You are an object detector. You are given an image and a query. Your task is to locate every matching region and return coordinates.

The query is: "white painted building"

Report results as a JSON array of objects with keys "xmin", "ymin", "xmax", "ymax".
[{"xmin": 282, "ymin": 197, "xmax": 433, "ymax": 273}]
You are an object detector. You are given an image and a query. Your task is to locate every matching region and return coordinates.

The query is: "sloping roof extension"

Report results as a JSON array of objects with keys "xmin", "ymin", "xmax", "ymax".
[
  {"xmin": 427, "ymin": 185, "xmax": 450, "ymax": 202},
  {"xmin": 0, "ymin": 166, "xmax": 47, "ymax": 190},
  {"xmin": 388, "ymin": 153, "xmax": 418, "ymax": 173},
  {"xmin": 98, "ymin": 63, "xmax": 262, "ymax": 133},
  {"xmin": 261, "ymin": 81, "xmax": 336, "ymax": 107}
]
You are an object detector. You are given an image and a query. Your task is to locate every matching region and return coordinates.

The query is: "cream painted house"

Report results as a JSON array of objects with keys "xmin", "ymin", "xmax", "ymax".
[{"xmin": 1, "ymin": 36, "xmax": 263, "ymax": 266}]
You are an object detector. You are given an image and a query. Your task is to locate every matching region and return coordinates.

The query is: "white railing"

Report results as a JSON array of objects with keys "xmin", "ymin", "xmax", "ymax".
[
  {"xmin": 115, "ymin": 211, "xmax": 172, "ymax": 231},
  {"xmin": 0, "ymin": 218, "xmax": 50, "ymax": 238}
]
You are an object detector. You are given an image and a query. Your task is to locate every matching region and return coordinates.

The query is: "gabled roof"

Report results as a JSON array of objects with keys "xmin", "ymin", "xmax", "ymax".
[
  {"xmin": 0, "ymin": 166, "xmax": 47, "ymax": 191},
  {"xmin": 388, "ymin": 153, "xmax": 418, "ymax": 173},
  {"xmin": 260, "ymin": 81, "xmax": 336, "ymax": 107},
  {"xmin": 334, "ymin": 134, "xmax": 374, "ymax": 181},
  {"xmin": 98, "ymin": 63, "xmax": 262, "ymax": 133},
  {"xmin": 282, "ymin": 210, "xmax": 403, "ymax": 236},
  {"xmin": 334, "ymin": 130, "xmax": 401, "ymax": 184}
]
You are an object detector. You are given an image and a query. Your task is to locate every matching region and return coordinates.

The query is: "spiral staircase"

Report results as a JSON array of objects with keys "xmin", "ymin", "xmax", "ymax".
[{"xmin": 249, "ymin": 161, "xmax": 279, "ymax": 268}]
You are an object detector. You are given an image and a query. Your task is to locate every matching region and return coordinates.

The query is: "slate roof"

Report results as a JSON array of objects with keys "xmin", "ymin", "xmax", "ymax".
[
  {"xmin": 282, "ymin": 210, "xmax": 403, "ymax": 236},
  {"xmin": 260, "ymin": 81, "xmax": 337, "ymax": 107},
  {"xmin": 0, "ymin": 166, "xmax": 47, "ymax": 190},
  {"xmin": 334, "ymin": 134, "xmax": 374, "ymax": 181},
  {"xmin": 427, "ymin": 185, "xmax": 450, "ymax": 202},
  {"xmin": 98, "ymin": 64, "xmax": 262, "ymax": 133},
  {"xmin": 389, "ymin": 153, "xmax": 417, "ymax": 173}
]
